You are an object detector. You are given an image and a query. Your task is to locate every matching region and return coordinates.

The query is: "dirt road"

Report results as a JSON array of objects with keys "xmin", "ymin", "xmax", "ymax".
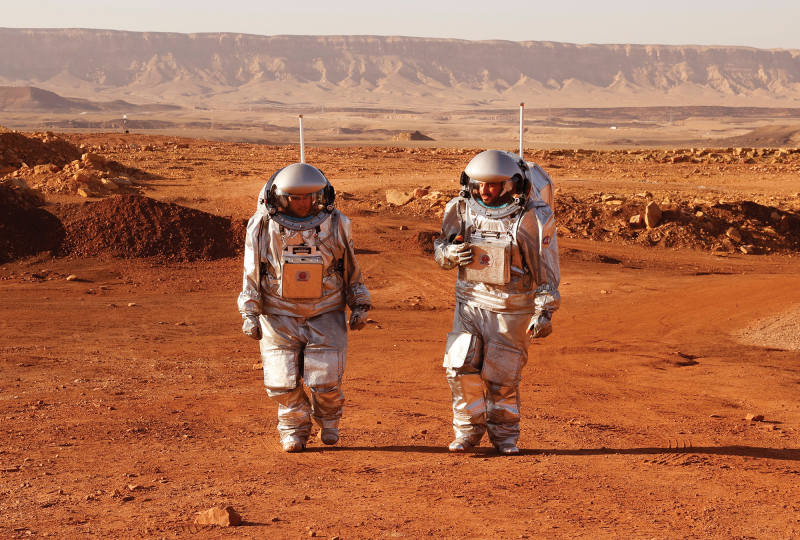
[{"xmin": 1, "ymin": 135, "xmax": 799, "ymax": 539}]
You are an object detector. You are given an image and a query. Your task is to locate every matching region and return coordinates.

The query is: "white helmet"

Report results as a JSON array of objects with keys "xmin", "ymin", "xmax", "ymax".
[
  {"xmin": 260, "ymin": 163, "xmax": 336, "ymax": 230},
  {"xmin": 460, "ymin": 150, "xmax": 529, "ymax": 218}
]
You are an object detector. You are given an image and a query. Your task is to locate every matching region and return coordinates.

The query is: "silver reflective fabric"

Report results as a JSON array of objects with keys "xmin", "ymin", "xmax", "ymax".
[
  {"xmin": 238, "ymin": 208, "xmax": 371, "ymax": 319},
  {"xmin": 526, "ymin": 162, "xmax": 555, "ymax": 210},
  {"xmin": 434, "ymin": 196, "xmax": 561, "ymax": 315},
  {"xmin": 238, "ymin": 191, "xmax": 371, "ymax": 445},
  {"xmin": 444, "ymin": 302, "xmax": 531, "ymax": 448},
  {"xmin": 436, "ymin": 184, "xmax": 562, "ymax": 449},
  {"xmin": 260, "ymin": 310, "xmax": 348, "ymax": 444}
]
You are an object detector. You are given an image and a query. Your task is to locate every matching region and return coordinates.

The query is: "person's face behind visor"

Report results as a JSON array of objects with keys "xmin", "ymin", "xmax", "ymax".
[{"xmin": 286, "ymin": 193, "xmax": 313, "ymax": 218}]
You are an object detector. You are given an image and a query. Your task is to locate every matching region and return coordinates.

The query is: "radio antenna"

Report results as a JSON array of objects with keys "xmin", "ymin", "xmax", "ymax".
[
  {"xmin": 519, "ymin": 102, "xmax": 524, "ymax": 160},
  {"xmin": 299, "ymin": 114, "xmax": 305, "ymax": 164}
]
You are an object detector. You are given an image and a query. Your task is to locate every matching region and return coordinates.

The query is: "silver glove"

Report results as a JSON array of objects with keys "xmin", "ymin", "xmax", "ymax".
[
  {"xmin": 349, "ymin": 305, "xmax": 369, "ymax": 331},
  {"xmin": 242, "ymin": 314, "xmax": 262, "ymax": 340},
  {"xmin": 444, "ymin": 242, "xmax": 473, "ymax": 267},
  {"xmin": 528, "ymin": 312, "xmax": 553, "ymax": 339}
]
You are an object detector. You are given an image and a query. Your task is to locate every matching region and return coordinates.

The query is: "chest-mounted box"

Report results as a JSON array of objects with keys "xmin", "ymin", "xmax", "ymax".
[
  {"xmin": 461, "ymin": 231, "xmax": 511, "ymax": 286},
  {"xmin": 281, "ymin": 245, "xmax": 324, "ymax": 299}
]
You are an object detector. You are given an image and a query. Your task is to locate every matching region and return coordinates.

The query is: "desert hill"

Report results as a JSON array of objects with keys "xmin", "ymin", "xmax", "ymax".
[
  {"xmin": 1, "ymin": 29, "xmax": 800, "ymax": 109},
  {"xmin": 719, "ymin": 124, "xmax": 800, "ymax": 147},
  {"xmin": 0, "ymin": 85, "xmax": 181, "ymax": 112}
]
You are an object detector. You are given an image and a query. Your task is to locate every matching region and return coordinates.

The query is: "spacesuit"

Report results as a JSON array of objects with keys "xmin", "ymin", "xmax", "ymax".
[
  {"xmin": 238, "ymin": 163, "xmax": 371, "ymax": 453},
  {"xmin": 434, "ymin": 150, "xmax": 561, "ymax": 454}
]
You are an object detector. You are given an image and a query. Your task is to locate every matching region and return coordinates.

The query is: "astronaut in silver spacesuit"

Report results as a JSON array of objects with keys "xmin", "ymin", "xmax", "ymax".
[
  {"xmin": 434, "ymin": 150, "xmax": 561, "ymax": 455},
  {"xmin": 238, "ymin": 163, "xmax": 371, "ymax": 453}
]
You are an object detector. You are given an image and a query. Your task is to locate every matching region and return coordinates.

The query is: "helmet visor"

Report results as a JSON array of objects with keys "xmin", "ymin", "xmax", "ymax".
[
  {"xmin": 468, "ymin": 178, "xmax": 516, "ymax": 208},
  {"xmin": 272, "ymin": 187, "xmax": 326, "ymax": 220}
]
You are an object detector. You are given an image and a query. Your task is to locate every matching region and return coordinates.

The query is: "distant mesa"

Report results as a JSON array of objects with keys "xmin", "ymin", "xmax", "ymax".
[
  {"xmin": 2, "ymin": 29, "xmax": 800, "ymax": 108},
  {"xmin": 393, "ymin": 131, "xmax": 434, "ymax": 141},
  {"xmin": 0, "ymin": 86, "xmax": 180, "ymax": 112}
]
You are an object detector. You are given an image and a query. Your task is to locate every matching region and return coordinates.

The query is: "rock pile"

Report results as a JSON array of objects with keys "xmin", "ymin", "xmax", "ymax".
[
  {"xmin": 12, "ymin": 151, "xmax": 138, "ymax": 198},
  {"xmin": 529, "ymin": 146, "xmax": 800, "ymax": 166},
  {"xmin": 385, "ymin": 186, "xmax": 450, "ymax": 216},
  {"xmin": 58, "ymin": 194, "xmax": 246, "ymax": 261},
  {"xmin": 557, "ymin": 192, "xmax": 800, "ymax": 254},
  {"xmin": 0, "ymin": 130, "xmax": 82, "ymax": 173},
  {"xmin": 392, "ymin": 131, "xmax": 435, "ymax": 141}
]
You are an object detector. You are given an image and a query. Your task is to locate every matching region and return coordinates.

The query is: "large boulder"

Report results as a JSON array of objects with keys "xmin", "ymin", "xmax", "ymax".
[
  {"xmin": 644, "ymin": 202, "xmax": 662, "ymax": 229},
  {"xmin": 194, "ymin": 506, "xmax": 242, "ymax": 527}
]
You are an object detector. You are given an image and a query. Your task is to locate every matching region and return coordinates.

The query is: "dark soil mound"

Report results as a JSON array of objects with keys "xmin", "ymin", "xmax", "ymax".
[
  {"xmin": 58, "ymin": 194, "xmax": 246, "ymax": 261},
  {"xmin": 0, "ymin": 186, "xmax": 63, "ymax": 263},
  {"xmin": 394, "ymin": 231, "xmax": 438, "ymax": 255}
]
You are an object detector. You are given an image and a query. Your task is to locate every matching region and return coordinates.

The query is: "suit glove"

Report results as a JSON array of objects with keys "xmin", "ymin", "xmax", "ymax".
[
  {"xmin": 349, "ymin": 305, "xmax": 370, "ymax": 331},
  {"xmin": 527, "ymin": 312, "xmax": 553, "ymax": 339},
  {"xmin": 242, "ymin": 314, "xmax": 262, "ymax": 340},
  {"xmin": 444, "ymin": 242, "xmax": 473, "ymax": 266}
]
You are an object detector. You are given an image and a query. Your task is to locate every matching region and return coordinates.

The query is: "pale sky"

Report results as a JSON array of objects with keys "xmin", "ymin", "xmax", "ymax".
[{"xmin": 2, "ymin": 0, "xmax": 799, "ymax": 49}]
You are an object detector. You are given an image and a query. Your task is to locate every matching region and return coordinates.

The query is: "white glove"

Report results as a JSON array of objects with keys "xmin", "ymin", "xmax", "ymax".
[
  {"xmin": 242, "ymin": 314, "xmax": 262, "ymax": 340},
  {"xmin": 349, "ymin": 305, "xmax": 369, "ymax": 331},
  {"xmin": 527, "ymin": 312, "xmax": 553, "ymax": 339},
  {"xmin": 444, "ymin": 242, "xmax": 473, "ymax": 267}
]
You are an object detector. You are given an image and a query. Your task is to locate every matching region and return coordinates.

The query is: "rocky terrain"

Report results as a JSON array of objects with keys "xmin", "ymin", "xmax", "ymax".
[{"xmin": 1, "ymin": 129, "xmax": 800, "ymax": 539}]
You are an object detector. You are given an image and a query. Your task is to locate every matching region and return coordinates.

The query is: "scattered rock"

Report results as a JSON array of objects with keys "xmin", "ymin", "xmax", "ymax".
[
  {"xmin": 386, "ymin": 189, "xmax": 415, "ymax": 206},
  {"xmin": 399, "ymin": 225, "xmax": 409, "ymax": 231},
  {"xmin": 66, "ymin": 275, "xmax": 78, "ymax": 281},
  {"xmin": 101, "ymin": 179, "xmax": 119, "ymax": 190},
  {"xmin": 745, "ymin": 414, "xmax": 764, "ymax": 422},
  {"xmin": 82, "ymin": 153, "xmax": 105, "ymax": 164},
  {"xmin": 740, "ymin": 245, "xmax": 756, "ymax": 255},
  {"xmin": 629, "ymin": 215, "xmax": 644, "ymax": 228},
  {"xmin": 77, "ymin": 188, "xmax": 92, "ymax": 198},
  {"xmin": 194, "ymin": 506, "xmax": 242, "ymax": 527},
  {"xmin": 726, "ymin": 227, "xmax": 742, "ymax": 243},
  {"xmin": 34, "ymin": 164, "xmax": 59, "ymax": 174},
  {"xmin": 413, "ymin": 187, "xmax": 429, "ymax": 199},
  {"xmin": 127, "ymin": 303, "xmax": 137, "ymax": 307},
  {"xmin": 111, "ymin": 177, "xmax": 132, "ymax": 186},
  {"xmin": 644, "ymin": 202, "xmax": 662, "ymax": 228},
  {"xmin": 73, "ymin": 172, "xmax": 91, "ymax": 184},
  {"xmin": 11, "ymin": 177, "xmax": 29, "ymax": 190},
  {"xmin": 0, "ymin": 165, "xmax": 16, "ymax": 176},
  {"xmin": 252, "ymin": 362, "xmax": 263, "ymax": 370}
]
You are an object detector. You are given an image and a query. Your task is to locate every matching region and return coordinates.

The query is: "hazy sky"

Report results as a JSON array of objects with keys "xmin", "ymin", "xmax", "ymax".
[{"xmin": 3, "ymin": 0, "xmax": 799, "ymax": 49}]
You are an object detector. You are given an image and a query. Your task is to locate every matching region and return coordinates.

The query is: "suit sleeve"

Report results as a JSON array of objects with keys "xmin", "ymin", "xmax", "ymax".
[
  {"xmin": 517, "ymin": 203, "xmax": 561, "ymax": 316},
  {"xmin": 237, "ymin": 212, "xmax": 268, "ymax": 317},
  {"xmin": 338, "ymin": 213, "xmax": 372, "ymax": 310},
  {"xmin": 433, "ymin": 198, "xmax": 464, "ymax": 271}
]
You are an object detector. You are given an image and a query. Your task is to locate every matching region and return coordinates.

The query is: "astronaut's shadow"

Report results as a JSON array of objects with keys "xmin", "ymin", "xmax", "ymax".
[
  {"xmin": 304, "ymin": 445, "xmax": 800, "ymax": 462},
  {"xmin": 546, "ymin": 445, "xmax": 800, "ymax": 462},
  {"xmin": 307, "ymin": 445, "xmax": 451, "ymax": 454}
]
